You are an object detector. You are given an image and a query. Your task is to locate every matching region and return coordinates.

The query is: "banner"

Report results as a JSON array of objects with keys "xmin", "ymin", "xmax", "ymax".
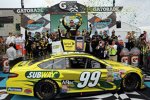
[
  {"xmin": 50, "ymin": 13, "xmax": 87, "ymax": 33},
  {"xmin": 52, "ymin": 41, "xmax": 63, "ymax": 54},
  {"xmin": 75, "ymin": 36, "xmax": 84, "ymax": 51},
  {"xmin": 88, "ymin": 6, "xmax": 123, "ymax": 12},
  {"xmin": 62, "ymin": 39, "xmax": 75, "ymax": 51}
]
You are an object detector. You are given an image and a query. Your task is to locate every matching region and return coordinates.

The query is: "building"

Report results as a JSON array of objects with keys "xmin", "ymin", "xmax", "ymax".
[{"xmin": 0, "ymin": 9, "xmax": 21, "ymax": 37}]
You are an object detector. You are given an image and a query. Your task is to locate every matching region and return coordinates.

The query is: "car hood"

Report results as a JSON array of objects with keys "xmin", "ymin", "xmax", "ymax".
[
  {"xmin": 10, "ymin": 60, "xmax": 31, "ymax": 72},
  {"xmin": 103, "ymin": 60, "xmax": 142, "ymax": 72}
]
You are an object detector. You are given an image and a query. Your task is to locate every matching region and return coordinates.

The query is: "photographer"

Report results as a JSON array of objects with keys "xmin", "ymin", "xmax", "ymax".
[{"xmin": 95, "ymin": 40, "xmax": 106, "ymax": 59}]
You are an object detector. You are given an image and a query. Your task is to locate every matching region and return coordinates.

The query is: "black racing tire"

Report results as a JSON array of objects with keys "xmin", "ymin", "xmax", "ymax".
[
  {"xmin": 34, "ymin": 79, "xmax": 59, "ymax": 100},
  {"xmin": 121, "ymin": 73, "xmax": 140, "ymax": 92}
]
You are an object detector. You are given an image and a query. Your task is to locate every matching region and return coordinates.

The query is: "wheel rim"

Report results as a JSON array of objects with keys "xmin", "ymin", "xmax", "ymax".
[
  {"xmin": 38, "ymin": 82, "xmax": 54, "ymax": 97},
  {"xmin": 124, "ymin": 75, "xmax": 138, "ymax": 89}
]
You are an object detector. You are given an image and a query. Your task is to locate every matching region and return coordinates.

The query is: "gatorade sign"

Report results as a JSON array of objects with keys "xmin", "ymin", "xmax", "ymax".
[
  {"xmin": 3, "ymin": 60, "xmax": 9, "ymax": 73},
  {"xmin": 121, "ymin": 56, "xmax": 129, "ymax": 64},
  {"xmin": 131, "ymin": 56, "xmax": 139, "ymax": 66}
]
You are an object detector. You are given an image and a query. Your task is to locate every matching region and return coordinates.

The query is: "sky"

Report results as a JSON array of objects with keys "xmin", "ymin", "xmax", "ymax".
[{"xmin": 0, "ymin": 0, "xmax": 150, "ymax": 27}]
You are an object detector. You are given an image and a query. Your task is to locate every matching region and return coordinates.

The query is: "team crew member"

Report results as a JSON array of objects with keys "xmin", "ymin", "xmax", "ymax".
[
  {"xmin": 109, "ymin": 41, "xmax": 117, "ymax": 61},
  {"xmin": 6, "ymin": 43, "xmax": 17, "ymax": 69},
  {"xmin": 62, "ymin": 14, "xmax": 82, "ymax": 39}
]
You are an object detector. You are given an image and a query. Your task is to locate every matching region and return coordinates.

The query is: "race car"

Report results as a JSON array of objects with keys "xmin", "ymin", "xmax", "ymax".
[{"xmin": 6, "ymin": 52, "xmax": 145, "ymax": 100}]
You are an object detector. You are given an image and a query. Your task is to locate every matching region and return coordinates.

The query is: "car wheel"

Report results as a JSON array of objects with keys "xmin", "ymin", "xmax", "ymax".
[
  {"xmin": 122, "ymin": 73, "xmax": 140, "ymax": 91},
  {"xmin": 34, "ymin": 79, "xmax": 59, "ymax": 100}
]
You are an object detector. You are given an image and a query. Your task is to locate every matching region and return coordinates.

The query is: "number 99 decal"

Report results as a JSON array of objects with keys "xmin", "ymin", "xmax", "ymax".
[{"xmin": 77, "ymin": 71, "xmax": 101, "ymax": 88}]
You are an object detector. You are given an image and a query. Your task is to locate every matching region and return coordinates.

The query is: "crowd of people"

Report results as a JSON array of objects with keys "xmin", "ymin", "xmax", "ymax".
[{"xmin": 0, "ymin": 25, "xmax": 150, "ymax": 70}]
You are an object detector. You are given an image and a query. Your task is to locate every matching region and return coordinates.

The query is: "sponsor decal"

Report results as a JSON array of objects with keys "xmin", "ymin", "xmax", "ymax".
[
  {"xmin": 88, "ymin": 6, "xmax": 123, "ymax": 12},
  {"xmin": 121, "ymin": 56, "xmax": 129, "ymax": 64},
  {"xmin": 77, "ymin": 71, "xmax": 101, "ymax": 88},
  {"xmin": 26, "ymin": 20, "xmax": 46, "ymax": 30},
  {"xmin": 25, "ymin": 71, "xmax": 60, "ymax": 79},
  {"xmin": 94, "ymin": 18, "xmax": 112, "ymax": 29},
  {"xmin": 61, "ymin": 80, "xmax": 74, "ymax": 85},
  {"xmin": 75, "ymin": 36, "xmax": 84, "ymax": 51},
  {"xmin": 7, "ymin": 87, "xmax": 22, "ymax": 92},
  {"xmin": 107, "ymin": 66, "xmax": 114, "ymax": 82},
  {"xmin": 113, "ymin": 72, "xmax": 121, "ymax": 80},
  {"xmin": 131, "ymin": 56, "xmax": 139, "ymax": 66},
  {"xmin": 24, "ymin": 89, "xmax": 32, "ymax": 94},
  {"xmin": 59, "ymin": 1, "xmax": 78, "ymax": 12},
  {"xmin": 63, "ymin": 39, "xmax": 75, "ymax": 51},
  {"xmin": 14, "ymin": 8, "xmax": 44, "ymax": 14},
  {"xmin": 61, "ymin": 84, "xmax": 69, "ymax": 93},
  {"xmin": 144, "ymin": 75, "xmax": 150, "ymax": 81},
  {"xmin": 119, "ymin": 70, "xmax": 126, "ymax": 74},
  {"xmin": 3, "ymin": 60, "xmax": 9, "ymax": 73}
]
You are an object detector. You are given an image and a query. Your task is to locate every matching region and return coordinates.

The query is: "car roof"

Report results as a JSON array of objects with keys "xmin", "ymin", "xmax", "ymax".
[
  {"xmin": 29, "ymin": 52, "xmax": 93, "ymax": 65},
  {"xmin": 51, "ymin": 52, "xmax": 91, "ymax": 58}
]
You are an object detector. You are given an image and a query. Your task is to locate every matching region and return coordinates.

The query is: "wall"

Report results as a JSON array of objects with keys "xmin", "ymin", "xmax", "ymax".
[{"xmin": 0, "ymin": 10, "xmax": 21, "ymax": 37}]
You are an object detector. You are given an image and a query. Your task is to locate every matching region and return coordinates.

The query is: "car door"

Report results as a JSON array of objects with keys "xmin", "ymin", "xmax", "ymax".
[
  {"xmin": 85, "ymin": 58, "xmax": 118, "ymax": 91},
  {"xmin": 50, "ymin": 56, "xmax": 118, "ymax": 93}
]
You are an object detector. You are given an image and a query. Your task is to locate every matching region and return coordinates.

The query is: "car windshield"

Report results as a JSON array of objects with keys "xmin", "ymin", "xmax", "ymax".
[{"xmin": 29, "ymin": 57, "xmax": 48, "ymax": 65}]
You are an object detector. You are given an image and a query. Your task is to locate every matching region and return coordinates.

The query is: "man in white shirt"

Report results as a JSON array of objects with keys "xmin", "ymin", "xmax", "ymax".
[
  {"xmin": 6, "ymin": 43, "xmax": 17, "ymax": 69},
  {"xmin": 6, "ymin": 32, "xmax": 15, "ymax": 46}
]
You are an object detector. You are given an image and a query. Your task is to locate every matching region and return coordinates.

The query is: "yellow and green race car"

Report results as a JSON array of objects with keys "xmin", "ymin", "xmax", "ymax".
[{"xmin": 6, "ymin": 52, "xmax": 145, "ymax": 100}]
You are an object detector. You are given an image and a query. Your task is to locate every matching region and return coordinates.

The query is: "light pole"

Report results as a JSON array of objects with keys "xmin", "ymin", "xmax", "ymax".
[
  {"xmin": 21, "ymin": 0, "xmax": 24, "ymax": 8},
  {"xmin": 113, "ymin": 0, "xmax": 115, "ymax": 7}
]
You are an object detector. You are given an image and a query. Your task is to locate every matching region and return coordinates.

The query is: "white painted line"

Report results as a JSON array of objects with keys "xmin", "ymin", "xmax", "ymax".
[
  {"xmin": 125, "ymin": 91, "xmax": 140, "ymax": 95},
  {"xmin": 119, "ymin": 94, "xmax": 129, "ymax": 99}
]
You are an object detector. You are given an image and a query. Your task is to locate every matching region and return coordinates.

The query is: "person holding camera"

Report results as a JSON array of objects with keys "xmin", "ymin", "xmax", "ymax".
[{"xmin": 95, "ymin": 40, "xmax": 106, "ymax": 59}]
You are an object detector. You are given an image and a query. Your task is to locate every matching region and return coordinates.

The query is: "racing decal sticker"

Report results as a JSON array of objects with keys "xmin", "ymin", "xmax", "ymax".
[
  {"xmin": 61, "ymin": 80, "xmax": 74, "ymax": 85},
  {"xmin": 77, "ymin": 71, "xmax": 101, "ymax": 88},
  {"xmin": 25, "ymin": 71, "xmax": 60, "ymax": 79},
  {"xmin": 24, "ymin": 89, "xmax": 32, "ymax": 94},
  {"xmin": 7, "ymin": 87, "xmax": 22, "ymax": 92},
  {"xmin": 61, "ymin": 84, "xmax": 69, "ymax": 93},
  {"xmin": 107, "ymin": 67, "xmax": 114, "ymax": 82},
  {"xmin": 61, "ymin": 80, "xmax": 74, "ymax": 93},
  {"xmin": 113, "ymin": 72, "xmax": 121, "ymax": 80}
]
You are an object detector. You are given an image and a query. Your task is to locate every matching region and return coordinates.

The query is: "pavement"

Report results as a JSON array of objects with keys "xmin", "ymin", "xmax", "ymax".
[{"xmin": 0, "ymin": 72, "xmax": 150, "ymax": 100}]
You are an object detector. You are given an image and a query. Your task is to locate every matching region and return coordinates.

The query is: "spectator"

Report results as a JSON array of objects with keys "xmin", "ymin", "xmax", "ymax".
[
  {"xmin": 91, "ymin": 31, "xmax": 100, "ymax": 56},
  {"xmin": 126, "ymin": 31, "xmax": 136, "ymax": 50},
  {"xmin": 58, "ymin": 26, "xmax": 66, "ymax": 40},
  {"xmin": 99, "ymin": 31, "xmax": 103, "ymax": 39},
  {"xmin": 6, "ymin": 43, "xmax": 17, "ymax": 69},
  {"xmin": 0, "ymin": 36, "xmax": 5, "ymax": 54},
  {"xmin": 25, "ymin": 31, "xmax": 34, "ymax": 58},
  {"xmin": 95, "ymin": 40, "xmax": 106, "ymax": 59},
  {"xmin": 82, "ymin": 29, "xmax": 87, "ymax": 36},
  {"xmin": 6, "ymin": 32, "xmax": 15, "ymax": 46},
  {"xmin": 31, "ymin": 42, "xmax": 39, "ymax": 59},
  {"xmin": 15, "ymin": 34, "xmax": 24, "ymax": 44},
  {"xmin": 111, "ymin": 30, "xmax": 118, "ymax": 42},
  {"xmin": 105, "ymin": 41, "xmax": 110, "ymax": 59},
  {"xmin": 47, "ymin": 35, "xmax": 52, "ymax": 54},
  {"xmin": 102, "ymin": 31, "xmax": 109, "ymax": 42},
  {"xmin": 117, "ymin": 40, "xmax": 124, "ymax": 62},
  {"xmin": 84, "ymin": 32, "xmax": 91, "ymax": 54},
  {"xmin": 76, "ymin": 30, "xmax": 81, "ymax": 36},
  {"xmin": 109, "ymin": 41, "xmax": 117, "ymax": 61}
]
